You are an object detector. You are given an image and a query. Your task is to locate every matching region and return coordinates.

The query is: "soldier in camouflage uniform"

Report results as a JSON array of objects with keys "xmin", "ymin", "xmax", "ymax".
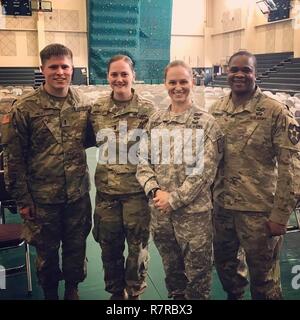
[
  {"xmin": 1, "ymin": 44, "xmax": 95, "ymax": 300},
  {"xmin": 1, "ymin": 96, "xmax": 17, "ymax": 202},
  {"xmin": 91, "ymin": 55, "xmax": 155, "ymax": 300},
  {"xmin": 136, "ymin": 60, "xmax": 223, "ymax": 299},
  {"xmin": 210, "ymin": 51, "xmax": 300, "ymax": 300}
]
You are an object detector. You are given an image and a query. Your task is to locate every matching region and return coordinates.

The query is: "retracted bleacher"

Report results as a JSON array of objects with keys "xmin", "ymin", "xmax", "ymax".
[
  {"xmin": 258, "ymin": 57, "xmax": 300, "ymax": 94},
  {"xmin": 0, "ymin": 68, "xmax": 35, "ymax": 86}
]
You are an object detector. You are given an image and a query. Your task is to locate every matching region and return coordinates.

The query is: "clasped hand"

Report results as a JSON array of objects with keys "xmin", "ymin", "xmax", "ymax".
[
  {"xmin": 19, "ymin": 204, "xmax": 36, "ymax": 220},
  {"xmin": 266, "ymin": 220, "xmax": 286, "ymax": 236},
  {"xmin": 153, "ymin": 190, "xmax": 172, "ymax": 214}
]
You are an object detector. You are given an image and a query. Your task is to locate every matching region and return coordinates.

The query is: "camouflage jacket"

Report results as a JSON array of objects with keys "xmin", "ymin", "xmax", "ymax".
[
  {"xmin": 1, "ymin": 85, "xmax": 95, "ymax": 206},
  {"xmin": 136, "ymin": 104, "xmax": 224, "ymax": 213},
  {"xmin": 0, "ymin": 97, "xmax": 16, "ymax": 146},
  {"xmin": 0, "ymin": 97, "xmax": 16, "ymax": 199},
  {"xmin": 210, "ymin": 86, "xmax": 300, "ymax": 225},
  {"xmin": 91, "ymin": 90, "xmax": 155, "ymax": 195}
]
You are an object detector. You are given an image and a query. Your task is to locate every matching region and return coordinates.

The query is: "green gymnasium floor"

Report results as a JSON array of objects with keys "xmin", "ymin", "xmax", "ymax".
[{"xmin": 1, "ymin": 148, "xmax": 300, "ymax": 300}]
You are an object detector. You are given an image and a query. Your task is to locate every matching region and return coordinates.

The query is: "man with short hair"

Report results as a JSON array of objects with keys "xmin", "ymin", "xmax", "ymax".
[
  {"xmin": 210, "ymin": 50, "xmax": 300, "ymax": 299},
  {"xmin": 2, "ymin": 43, "xmax": 95, "ymax": 300}
]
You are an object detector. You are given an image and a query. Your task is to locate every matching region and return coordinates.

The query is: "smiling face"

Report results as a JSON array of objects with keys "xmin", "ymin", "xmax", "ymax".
[
  {"xmin": 164, "ymin": 65, "xmax": 193, "ymax": 106},
  {"xmin": 107, "ymin": 59, "xmax": 135, "ymax": 101},
  {"xmin": 227, "ymin": 54, "xmax": 256, "ymax": 95},
  {"xmin": 41, "ymin": 55, "xmax": 73, "ymax": 97}
]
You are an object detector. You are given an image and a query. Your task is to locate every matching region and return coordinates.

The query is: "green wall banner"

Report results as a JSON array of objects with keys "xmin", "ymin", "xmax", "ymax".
[{"xmin": 88, "ymin": 0, "xmax": 172, "ymax": 84}]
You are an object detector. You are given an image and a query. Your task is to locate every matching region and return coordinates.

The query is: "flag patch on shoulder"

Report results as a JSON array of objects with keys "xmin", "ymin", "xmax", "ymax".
[{"xmin": 1, "ymin": 114, "xmax": 10, "ymax": 124}]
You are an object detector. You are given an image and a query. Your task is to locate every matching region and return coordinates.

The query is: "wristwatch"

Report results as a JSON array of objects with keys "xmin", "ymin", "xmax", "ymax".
[{"xmin": 149, "ymin": 188, "xmax": 160, "ymax": 199}]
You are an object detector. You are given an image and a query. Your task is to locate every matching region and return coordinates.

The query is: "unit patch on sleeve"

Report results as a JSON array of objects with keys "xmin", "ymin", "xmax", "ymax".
[{"xmin": 288, "ymin": 123, "xmax": 300, "ymax": 145}]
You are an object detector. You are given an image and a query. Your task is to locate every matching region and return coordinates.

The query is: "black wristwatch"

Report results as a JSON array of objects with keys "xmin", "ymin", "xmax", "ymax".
[{"xmin": 149, "ymin": 188, "xmax": 160, "ymax": 199}]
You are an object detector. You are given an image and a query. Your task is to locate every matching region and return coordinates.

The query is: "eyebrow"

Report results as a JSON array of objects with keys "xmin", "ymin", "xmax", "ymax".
[
  {"xmin": 229, "ymin": 66, "xmax": 254, "ymax": 70},
  {"xmin": 168, "ymin": 79, "xmax": 189, "ymax": 82},
  {"xmin": 48, "ymin": 64, "xmax": 70, "ymax": 67}
]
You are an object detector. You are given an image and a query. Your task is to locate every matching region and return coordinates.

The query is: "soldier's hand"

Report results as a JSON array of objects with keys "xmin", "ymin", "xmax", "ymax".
[
  {"xmin": 266, "ymin": 220, "xmax": 286, "ymax": 236},
  {"xmin": 19, "ymin": 205, "xmax": 36, "ymax": 220},
  {"xmin": 154, "ymin": 190, "xmax": 172, "ymax": 213}
]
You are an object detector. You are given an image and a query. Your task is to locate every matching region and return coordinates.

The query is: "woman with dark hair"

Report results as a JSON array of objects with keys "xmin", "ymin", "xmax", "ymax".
[{"xmin": 91, "ymin": 55, "xmax": 155, "ymax": 300}]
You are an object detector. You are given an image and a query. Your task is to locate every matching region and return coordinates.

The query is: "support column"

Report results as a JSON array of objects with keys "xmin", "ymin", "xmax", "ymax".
[
  {"xmin": 292, "ymin": 0, "xmax": 300, "ymax": 57},
  {"xmin": 37, "ymin": 11, "xmax": 45, "ymax": 64},
  {"xmin": 203, "ymin": 0, "xmax": 213, "ymax": 67},
  {"xmin": 203, "ymin": 27, "xmax": 213, "ymax": 67},
  {"xmin": 241, "ymin": 0, "xmax": 256, "ymax": 52}
]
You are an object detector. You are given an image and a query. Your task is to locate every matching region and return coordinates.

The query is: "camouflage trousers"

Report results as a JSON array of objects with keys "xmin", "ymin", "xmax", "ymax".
[
  {"xmin": 213, "ymin": 204, "xmax": 283, "ymax": 300},
  {"xmin": 151, "ymin": 207, "xmax": 213, "ymax": 300},
  {"xmin": 92, "ymin": 192, "xmax": 150, "ymax": 296},
  {"xmin": 22, "ymin": 193, "xmax": 92, "ymax": 288}
]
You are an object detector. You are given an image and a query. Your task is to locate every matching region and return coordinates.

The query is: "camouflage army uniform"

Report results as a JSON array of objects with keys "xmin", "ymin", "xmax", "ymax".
[
  {"xmin": 1, "ymin": 85, "xmax": 94, "ymax": 288},
  {"xmin": 136, "ymin": 105, "xmax": 224, "ymax": 299},
  {"xmin": 91, "ymin": 90, "xmax": 154, "ymax": 297},
  {"xmin": 210, "ymin": 86, "xmax": 300, "ymax": 299},
  {"xmin": 0, "ymin": 97, "xmax": 16, "ymax": 200}
]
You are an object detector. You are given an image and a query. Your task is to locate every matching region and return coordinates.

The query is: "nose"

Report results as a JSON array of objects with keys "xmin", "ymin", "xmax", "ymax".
[
  {"xmin": 56, "ymin": 67, "xmax": 64, "ymax": 75},
  {"xmin": 233, "ymin": 73, "xmax": 245, "ymax": 81},
  {"xmin": 115, "ymin": 74, "xmax": 123, "ymax": 82},
  {"xmin": 172, "ymin": 81, "xmax": 179, "ymax": 88},
  {"xmin": 174, "ymin": 83, "xmax": 183, "ymax": 91},
  {"xmin": 234, "ymin": 69, "xmax": 246, "ymax": 77}
]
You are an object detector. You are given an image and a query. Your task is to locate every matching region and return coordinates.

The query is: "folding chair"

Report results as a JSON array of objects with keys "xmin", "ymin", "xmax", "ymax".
[{"xmin": 287, "ymin": 207, "xmax": 300, "ymax": 233}]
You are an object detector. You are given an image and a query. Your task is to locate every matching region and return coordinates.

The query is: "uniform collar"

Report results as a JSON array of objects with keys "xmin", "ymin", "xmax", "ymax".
[
  {"xmin": 39, "ymin": 84, "xmax": 79, "ymax": 109},
  {"xmin": 107, "ymin": 88, "xmax": 140, "ymax": 115},
  {"xmin": 162, "ymin": 104, "xmax": 197, "ymax": 124},
  {"xmin": 222, "ymin": 86, "xmax": 262, "ymax": 114}
]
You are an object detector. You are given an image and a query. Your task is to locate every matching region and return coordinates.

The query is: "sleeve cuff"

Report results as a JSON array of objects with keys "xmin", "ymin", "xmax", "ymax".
[
  {"xmin": 269, "ymin": 210, "xmax": 291, "ymax": 226},
  {"xmin": 15, "ymin": 193, "xmax": 34, "ymax": 208},
  {"xmin": 144, "ymin": 178, "xmax": 160, "ymax": 197},
  {"xmin": 168, "ymin": 191, "xmax": 183, "ymax": 210}
]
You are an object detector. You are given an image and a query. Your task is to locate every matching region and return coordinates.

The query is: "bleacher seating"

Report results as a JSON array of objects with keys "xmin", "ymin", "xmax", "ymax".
[
  {"xmin": 0, "ymin": 68, "xmax": 35, "ymax": 86},
  {"xmin": 258, "ymin": 57, "xmax": 300, "ymax": 94},
  {"xmin": 0, "ymin": 67, "xmax": 88, "ymax": 88},
  {"xmin": 34, "ymin": 70, "xmax": 45, "ymax": 89}
]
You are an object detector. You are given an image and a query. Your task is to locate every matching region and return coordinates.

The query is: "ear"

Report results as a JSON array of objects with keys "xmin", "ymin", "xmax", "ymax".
[
  {"xmin": 40, "ymin": 65, "xmax": 44, "ymax": 74},
  {"xmin": 132, "ymin": 71, "xmax": 136, "ymax": 82},
  {"xmin": 191, "ymin": 77, "xmax": 194, "ymax": 88}
]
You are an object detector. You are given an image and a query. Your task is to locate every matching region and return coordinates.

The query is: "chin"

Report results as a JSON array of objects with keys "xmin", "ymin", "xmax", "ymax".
[
  {"xmin": 55, "ymin": 85, "xmax": 67, "ymax": 89},
  {"xmin": 116, "ymin": 88, "xmax": 126, "ymax": 92},
  {"xmin": 174, "ymin": 100, "xmax": 187, "ymax": 105},
  {"xmin": 231, "ymin": 85, "xmax": 246, "ymax": 92},
  {"xmin": 234, "ymin": 89, "xmax": 249, "ymax": 95}
]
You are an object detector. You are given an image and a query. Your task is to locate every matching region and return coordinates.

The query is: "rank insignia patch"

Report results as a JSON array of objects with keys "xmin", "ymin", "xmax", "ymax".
[{"xmin": 288, "ymin": 123, "xmax": 300, "ymax": 145}]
